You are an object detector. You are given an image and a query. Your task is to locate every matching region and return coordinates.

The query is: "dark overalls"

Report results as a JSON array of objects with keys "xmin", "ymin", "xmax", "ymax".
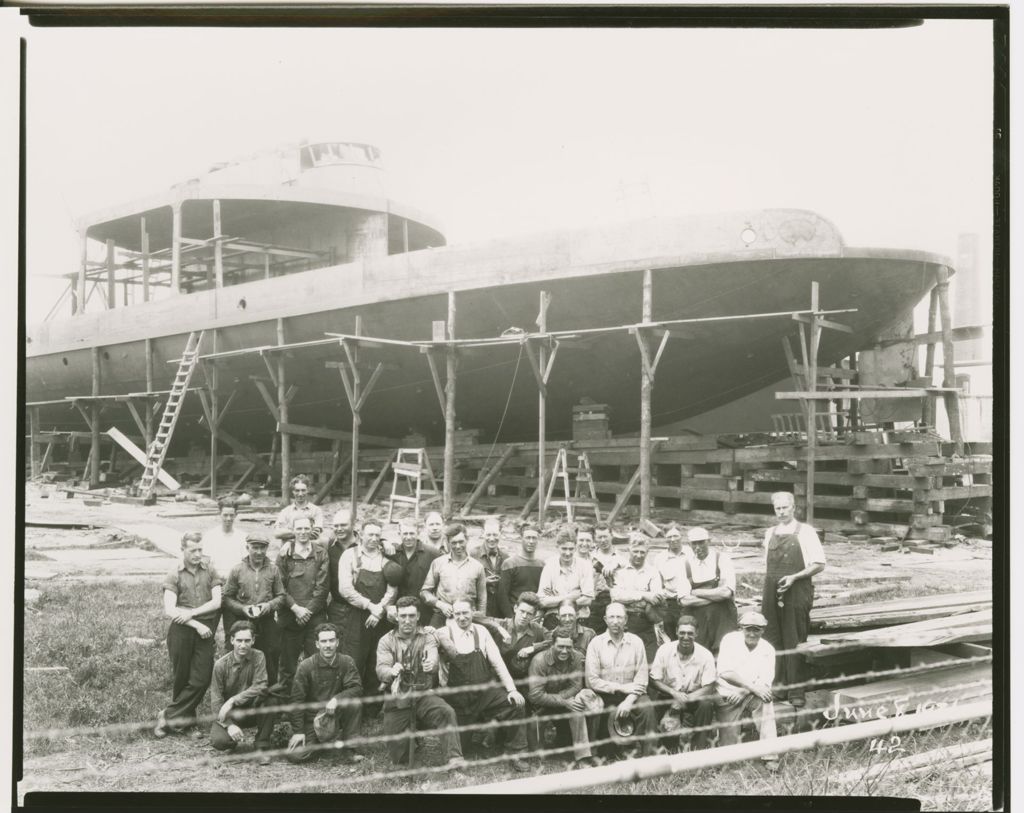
[
  {"xmin": 684, "ymin": 552, "xmax": 738, "ymax": 654},
  {"xmin": 445, "ymin": 628, "xmax": 527, "ymax": 755},
  {"xmin": 339, "ymin": 548, "xmax": 392, "ymax": 698},
  {"xmin": 761, "ymin": 525, "xmax": 814, "ymax": 703}
]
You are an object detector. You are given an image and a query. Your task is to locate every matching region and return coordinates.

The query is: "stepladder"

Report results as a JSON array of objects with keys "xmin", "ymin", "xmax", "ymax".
[
  {"xmin": 137, "ymin": 331, "xmax": 204, "ymax": 499},
  {"xmin": 545, "ymin": 446, "xmax": 601, "ymax": 523},
  {"xmin": 387, "ymin": 448, "xmax": 441, "ymax": 523}
]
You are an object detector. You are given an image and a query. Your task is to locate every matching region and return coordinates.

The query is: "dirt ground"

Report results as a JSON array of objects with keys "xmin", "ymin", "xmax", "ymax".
[{"xmin": 19, "ymin": 482, "xmax": 995, "ymax": 801}]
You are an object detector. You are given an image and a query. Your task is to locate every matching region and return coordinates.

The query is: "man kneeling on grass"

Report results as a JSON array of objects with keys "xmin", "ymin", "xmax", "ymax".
[
  {"xmin": 434, "ymin": 599, "xmax": 531, "ymax": 773},
  {"xmin": 286, "ymin": 622, "xmax": 364, "ymax": 764},
  {"xmin": 714, "ymin": 611, "xmax": 779, "ymax": 770},
  {"xmin": 209, "ymin": 620, "xmax": 277, "ymax": 764},
  {"xmin": 375, "ymin": 596, "xmax": 466, "ymax": 767},
  {"xmin": 649, "ymin": 616, "xmax": 717, "ymax": 751}
]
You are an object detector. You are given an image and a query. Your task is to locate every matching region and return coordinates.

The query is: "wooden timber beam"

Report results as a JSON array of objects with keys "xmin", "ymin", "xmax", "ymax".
[
  {"xmin": 313, "ymin": 451, "xmax": 354, "ymax": 505},
  {"xmin": 607, "ymin": 440, "xmax": 663, "ymax": 524},
  {"xmin": 275, "ymin": 421, "xmax": 398, "ymax": 448},
  {"xmin": 791, "ymin": 312, "xmax": 854, "ymax": 333},
  {"xmin": 776, "ymin": 389, "xmax": 958, "ymax": 400},
  {"xmin": 459, "ymin": 444, "xmax": 520, "ymax": 517},
  {"xmin": 878, "ymin": 324, "xmax": 986, "ymax": 348}
]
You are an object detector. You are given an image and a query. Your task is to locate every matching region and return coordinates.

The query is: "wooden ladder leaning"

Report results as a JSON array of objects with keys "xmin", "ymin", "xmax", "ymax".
[
  {"xmin": 137, "ymin": 331, "xmax": 204, "ymax": 500},
  {"xmin": 545, "ymin": 446, "xmax": 601, "ymax": 523},
  {"xmin": 387, "ymin": 448, "xmax": 442, "ymax": 522}
]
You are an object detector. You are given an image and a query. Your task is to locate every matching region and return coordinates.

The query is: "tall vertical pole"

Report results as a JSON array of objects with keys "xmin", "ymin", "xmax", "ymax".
[
  {"xmin": 213, "ymin": 200, "xmax": 224, "ymax": 289},
  {"xmin": 537, "ymin": 291, "xmax": 549, "ymax": 523},
  {"xmin": 349, "ymin": 316, "xmax": 363, "ymax": 525},
  {"xmin": 144, "ymin": 337, "xmax": 155, "ymax": 448},
  {"xmin": 90, "ymin": 347, "xmax": 101, "ymax": 488},
  {"xmin": 277, "ymin": 318, "xmax": 290, "ymax": 500},
  {"xmin": 76, "ymin": 233, "xmax": 87, "ymax": 314},
  {"xmin": 805, "ymin": 282, "xmax": 820, "ymax": 526},
  {"xmin": 106, "ymin": 239, "xmax": 116, "ymax": 310},
  {"xmin": 141, "ymin": 217, "xmax": 150, "ymax": 303},
  {"xmin": 29, "ymin": 407, "xmax": 39, "ymax": 478},
  {"xmin": 922, "ymin": 288, "xmax": 939, "ymax": 428},
  {"xmin": 639, "ymin": 270, "xmax": 653, "ymax": 521},
  {"xmin": 209, "ymin": 330, "xmax": 219, "ymax": 499},
  {"xmin": 443, "ymin": 292, "xmax": 457, "ymax": 518},
  {"xmin": 171, "ymin": 203, "xmax": 182, "ymax": 294},
  {"xmin": 935, "ymin": 266, "xmax": 963, "ymax": 453}
]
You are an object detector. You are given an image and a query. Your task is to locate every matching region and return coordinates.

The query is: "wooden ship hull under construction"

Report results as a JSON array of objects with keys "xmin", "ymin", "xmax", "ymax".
[{"xmin": 26, "ymin": 142, "xmax": 948, "ymax": 452}]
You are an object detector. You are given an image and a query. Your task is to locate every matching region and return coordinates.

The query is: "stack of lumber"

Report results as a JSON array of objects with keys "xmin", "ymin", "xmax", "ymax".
[
  {"xmin": 800, "ymin": 609, "xmax": 992, "ymax": 660},
  {"xmin": 809, "ymin": 590, "xmax": 991, "ymax": 632},
  {"xmin": 831, "ymin": 739, "xmax": 992, "ymax": 786}
]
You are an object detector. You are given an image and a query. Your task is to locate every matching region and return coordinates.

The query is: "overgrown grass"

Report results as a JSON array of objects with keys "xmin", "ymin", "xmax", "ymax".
[{"xmin": 22, "ymin": 581, "xmax": 993, "ymax": 809}]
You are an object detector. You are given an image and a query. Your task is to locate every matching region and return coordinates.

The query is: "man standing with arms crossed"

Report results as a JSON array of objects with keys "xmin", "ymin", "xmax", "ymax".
[
  {"xmin": 760, "ymin": 492, "xmax": 825, "ymax": 707},
  {"xmin": 537, "ymin": 531, "xmax": 594, "ymax": 629},
  {"xmin": 678, "ymin": 527, "xmax": 738, "ymax": 655},
  {"xmin": 610, "ymin": 534, "xmax": 665, "ymax": 663}
]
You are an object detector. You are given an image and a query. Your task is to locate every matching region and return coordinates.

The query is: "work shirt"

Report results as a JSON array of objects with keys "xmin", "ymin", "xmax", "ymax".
[
  {"xmin": 655, "ymin": 548, "xmax": 692, "ymax": 595},
  {"xmin": 323, "ymin": 533, "xmax": 356, "ymax": 603},
  {"xmin": 592, "ymin": 548, "xmax": 627, "ymax": 585},
  {"xmin": 375, "ymin": 629, "xmax": 439, "ymax": 691},
  {"xmin": 762, "ymin": 521, "xmax": 826, "ymax": 566},
  {"xmin": 610, "ymin": 561, "xmax": 663, "ymax": 608},
  {"xmin": 210, "ymin": 649, "xmax": 269, "ymax": 713},
  {"xmin": 202, "ymin": 525, "xmax": 248, "ymax": 576},
  {"xmin": 388, "ymin": 541, "xmax": 442, "ymax": 601},
  {"xmin": 584, "ymin": 631, "xmax": 648, "ymax": 696},
  {"xmin": 337, "ymin": 546, "xmax": 398, "ymax": 610},
  {"xmin": 422, "ymin": 554, "xmax": 487, "ymax": 614},
  {"xmin": 650, "ymin": 641, "xmax": 717, "ymax": 695},
  {"xmin": 289, "ymin": 651, "xmax": 362, "ymax": 733},
  {"xmin": 546, "ymin": 622, "xmax": 596, "ymax": 656},
  {"xmin": 277, "ymin": 540, "xmax": 329, "ymax": 616},
  {"xmin": 538, "ymin": 557, "xmax": 595, "ymax": 604},
  {"xmin": 683, "ymin": 549, "xmax": 737, "ymax": 593},
  {"xmin": 576, "ymin": 553, "xmax": 610, "ymax": 594},
  {"xmin": 162, "ymin": 560, "xmax": 223, "ymax": 628},
  {"xmin": 223, "ymin": 557, "xmax": 286, "ymax": 616},
  {"xmin": 498, "ymin": 554, "xmax": 546, "ymax": 617},
  {"xmin": 473, "ymin": 546, "xmax": 509, "ymax": 603},
  {"xmin": 716, "ymin": 631, "xmax": 776, "ymax": 694},
  {"xmin": 527, "ymin": 648, "xmax": 585, "ymax": 709},
  {"xmin": 483, "ymin": 617, "xmax": 550, "ymax": 679},
  {"xmin": 435, "ymin": 622, "xmax": 516, "ymax": 691},
  {"xmin": 275, "ymin": 503, "xmax": 325, "ymax": 539}
]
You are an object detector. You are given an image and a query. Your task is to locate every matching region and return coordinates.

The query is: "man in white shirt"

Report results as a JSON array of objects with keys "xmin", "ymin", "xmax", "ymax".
[
  {"xmin": 609, "ymin": 534, "xmax": 665, "ymax": 663},
  {"xmin": 421, "ymin": 524, "xmax": 488, "ymax": 627},
  {"xmin": 434, "ymin": 599, "xmax": 530, "ymax": 772},
  {"xmin": 761, "ymin": 491, "xmax": 825, "ymax": 707},
  {"xmin": 584, "ymin": 602, "xmax": 658, "ymax": 757},
  {"xmin": 537, "ymin": 531, "xmax": 595, "ymax": 629},
  {"xmin": 575, "ymin": 524, "xmax": 611, "ymax": 633},
  {"xmin": 650, "ymin": 615, "xmax": 717, "ymax": 750},
  {"xmin": 202, "ymin": 498, "xmax": 248, "ymax": 644},
  {"xmin": 678, "ymin": 527, "xmax": 738, "ymax": 655},
  {"xmin": 714, "ymin": 611, "xmax": 778, "ymax": 768},
  {"xmin": 653, "ymin": 525, "xmax": 689, "ymax": 641}
]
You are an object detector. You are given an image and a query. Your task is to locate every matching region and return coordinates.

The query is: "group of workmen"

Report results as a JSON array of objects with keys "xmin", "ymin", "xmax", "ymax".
[{"xmin": 156, "ymin": 475, "xmax": 825, "ymax": 772}]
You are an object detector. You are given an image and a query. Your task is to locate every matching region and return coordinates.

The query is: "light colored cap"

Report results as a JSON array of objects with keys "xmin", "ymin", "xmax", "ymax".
[
  {"xmin": 739, "ymin": 611, "xmax": 768, "ymax": 628},
  {"xmin": 687, "ymin": 527, "xmax": 710, "ymax": 543}
]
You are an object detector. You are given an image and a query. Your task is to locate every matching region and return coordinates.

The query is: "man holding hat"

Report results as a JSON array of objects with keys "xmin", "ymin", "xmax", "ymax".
[
  {"xmin": 336, "ymin": 520, "xmax": 397, "ymax": 700},
  {"xmin": 223, "ymin": 531, "xmax": 286, "ymax": 686},
  {"xmin": 472, "ymin": 518, "xmax": 508, "ymax": 617},
  {"xmin": 649, "ymin": 616, "xmax": 717, "ymax": 750},
  {"xmin": 678, "ymin": 527, "xmax": 738, "ymax": 655},
  {"xmin": 375, "ymin": 596, "xmax": 465, "ymax": 767},
  {"xmin": 715, "ymin": 612, "xmax": 778, "ymax": 768},
  {"xmin": 761, "ymin": 491, "xmax": 825, "ymax": 707},
  {"xmin": 609, "ymin": 534, "xmax": 665, "ymax": 663},
  {"xmin": 584, "ymin": 602, "xmax": 658, "ymax": 758},
  {"xmin": 528, "ymin": 633, "xmax": 599, "ymax": 768},
  {"xmin": 209, "ymin": 620, "xmax": 277, "ymax": 764},
  {"xmin": 287, "ymin": 622, "xmax": 364, "ymax": 763}
]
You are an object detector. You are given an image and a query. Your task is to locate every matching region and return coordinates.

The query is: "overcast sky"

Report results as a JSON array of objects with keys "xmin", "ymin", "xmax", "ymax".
[{"xmin": 22, "ymin": 19, "xmax": 993, "ymax": 321}]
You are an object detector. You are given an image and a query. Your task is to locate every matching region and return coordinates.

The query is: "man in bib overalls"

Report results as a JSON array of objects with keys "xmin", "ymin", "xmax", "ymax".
[
  {"xmin": 337, "ymin": 520, "xmax": 397, "ymax": 700},
  {"xmin": 677, "ymin": 527, "xmax": 737, "ymax": 655},
  {"xmin": 760, "ymin": 492, "xmax": 825, "ymax": 707}
]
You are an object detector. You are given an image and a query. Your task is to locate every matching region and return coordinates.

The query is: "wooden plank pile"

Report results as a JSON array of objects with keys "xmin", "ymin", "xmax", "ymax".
[{"xmin": 809, "ymin": 590, "xmax": 991, "ymax": 632}]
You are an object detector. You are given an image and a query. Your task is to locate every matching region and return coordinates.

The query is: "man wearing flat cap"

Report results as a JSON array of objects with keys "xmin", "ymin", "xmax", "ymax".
[
  {"xmin": 677, "ymin": 527, "xmax": 738, "ymax": 655},
  {"xmin": 223, "ymin": 531, "xmax": 286, "ymax": 686},
  {"xmin": 714, "ymin": 612, "xmax": 778, "ymax": 768},
  {"xmin": 210, "ymin": 620, "xmax": 277, "ymax": 764}
]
